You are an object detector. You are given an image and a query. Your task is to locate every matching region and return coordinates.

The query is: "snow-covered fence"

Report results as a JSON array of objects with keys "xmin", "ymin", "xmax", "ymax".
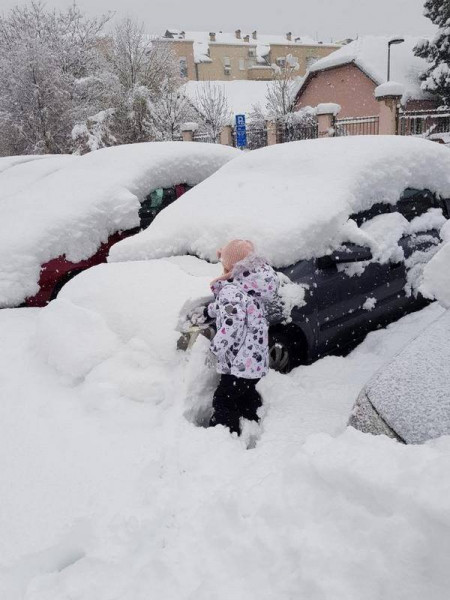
[
  {"xmin": 193, "ymin": 131, "xmax": 218, "ymax": 144},
  {"xmin": 231, "ymin": 124, "xmax": 268, "ymax": 150},
  {"xmin": 398, "ymin": 108, "xmax": 450, "ymax": 138},
  {"xmin": 334, "ymin": 116, "xmax": 380, "ymax": 137},
  {"xmin": 276, "ymin": 121, "xmax": 318, "ymax": 143}
]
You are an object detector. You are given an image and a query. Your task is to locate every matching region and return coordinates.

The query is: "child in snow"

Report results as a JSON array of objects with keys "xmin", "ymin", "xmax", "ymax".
[{"xmin": 190, "ymin": 239, "xmax": 279, "ymax": 435}]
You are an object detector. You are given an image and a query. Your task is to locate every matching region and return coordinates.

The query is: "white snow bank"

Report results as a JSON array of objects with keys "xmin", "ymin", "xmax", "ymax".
[
  {"xmin": 109, "ymin": 136, "xmax": 450, "ymax": 268},
  {"xmin": 0, "ymin": 142, "xmax": 237, "ymax": 307},
  {"xmin": 1, "ymin": 301, "xmax": 450, "ymax": 599},
  {"xmin": 375, "ymin": 81, "xmax": 405, "ymax": 98},
  {"xmin": 307, "ymin": 36, "xmax": 431, "ymax": 103},
  {"xmin": 36, "ymin": 258, "xmax": 219, "ymax": 382},
  {"xmin": 0, "ymin": 155, "xmax": 75, "ymax": 200}
]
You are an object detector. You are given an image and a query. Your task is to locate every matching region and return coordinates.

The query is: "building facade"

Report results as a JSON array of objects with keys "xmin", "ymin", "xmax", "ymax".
[{"xmin": 162, "ymin": 30, "xmax": 340, "ymax": 81}]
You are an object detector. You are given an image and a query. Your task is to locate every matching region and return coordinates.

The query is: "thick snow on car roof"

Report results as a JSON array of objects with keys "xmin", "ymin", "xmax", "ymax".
[
  {"xmin": 364, "ymin": 309, "xmax": 450, "ymax": 444},
  {"xmin": 109, "ymin": 136, "xmax": 450, "ymax": 268},
  {"xmin": 0, "ymin": 142, "xmax": 238, "ymax": 307},
  {"xmin": 0, "ymin": 155, "xmax": 75, "ymax": 200}
]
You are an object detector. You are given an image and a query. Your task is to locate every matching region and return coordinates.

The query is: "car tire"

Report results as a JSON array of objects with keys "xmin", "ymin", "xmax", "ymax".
[
  {"xmin": 269, "ymin": 329, "xmax": 306, "ymax": 374},
  {"xmin": 49, "ymin": 269, "xmax": 83, "ymax": 301}
]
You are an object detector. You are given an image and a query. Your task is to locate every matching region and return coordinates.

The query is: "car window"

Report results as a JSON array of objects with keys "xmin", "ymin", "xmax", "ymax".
[
  {"xmin": 396, "ymin": 189, "xmax": 436, "ymax": 221},
  {"xmin": 349, "ymin": 203, "xmax": 392, "ymax": 226},
  {"xmin": 139, "ymin": 186, "xmax": 185, "ymax": 230},
  {"xmin": 149, "ymin": 187, "xmax": 164, "ymax": 209}
]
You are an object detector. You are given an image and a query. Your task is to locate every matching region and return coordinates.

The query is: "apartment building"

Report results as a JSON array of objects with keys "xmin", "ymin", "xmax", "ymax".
[{"xmin": 162, "ymin": 29, "xmax": 340, "ymax": 81}]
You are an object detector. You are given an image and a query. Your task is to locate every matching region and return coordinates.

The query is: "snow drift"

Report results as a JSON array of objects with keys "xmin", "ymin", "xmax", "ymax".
[{"xmin": 109, "ymin": 136, "xmax": 450, "ymax": 268}]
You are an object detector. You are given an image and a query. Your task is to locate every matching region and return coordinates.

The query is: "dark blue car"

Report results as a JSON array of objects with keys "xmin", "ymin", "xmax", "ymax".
[{"xmin": 268, "ymin": 188, "xmax": 450, "ymax": 372}]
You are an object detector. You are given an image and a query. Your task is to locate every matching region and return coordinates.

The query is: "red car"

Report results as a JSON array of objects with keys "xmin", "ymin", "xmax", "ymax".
[{"xmin": 25, "ymin": 185, "xmax": 190, "ymax": 307}]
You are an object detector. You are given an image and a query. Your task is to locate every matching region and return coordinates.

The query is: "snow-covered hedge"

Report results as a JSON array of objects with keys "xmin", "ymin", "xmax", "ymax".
[{"xmin": 0, "ymin": 142, "xmax": 238, "ymax": 307}]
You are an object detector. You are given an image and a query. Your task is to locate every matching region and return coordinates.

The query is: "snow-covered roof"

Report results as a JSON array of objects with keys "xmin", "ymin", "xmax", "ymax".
[
  {"xmin": 365, "ymin": 308, "xmax": 450, "ymax": 444},
  {"xmin": 0, "ymin": 142, "xmax": 238, "ymax": 307},
  {"xmin": 303, "ymin": 35, "xmax": 430, "ymax": 102},
  {"xmin": 183, "ymin": 80, "xmax": 272, "ymax": 118},
  {"xmin": 109, "ymin": 136, "xmax": 450, "ymax": 268},
  {"xmin": 164, "ymin": 30, "xmax": 339, "ymax": 63}
]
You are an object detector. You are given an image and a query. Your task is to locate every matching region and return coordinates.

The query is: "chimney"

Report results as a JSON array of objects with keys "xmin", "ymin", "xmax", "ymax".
[
  {"xmin": 286, "ymin": 32, "xmax": 292, "ymax": 41},
  {"xmin": 180, "ymin": 31, "xmax": 185, "ymax": 39},
  {"xmin": 209, "ymin": 32, "xmax": 216, "ymax": 42},
  {"xmin": 252, "ymin": 30, "xmax": 257, "ymax": 40},
  {"xmin": 235, "ymin": 29, "xmax": 241, "ymax": 39},
  {"xmin": 243, "ymin": 34, "xmax": 250, "ymax": 43}
]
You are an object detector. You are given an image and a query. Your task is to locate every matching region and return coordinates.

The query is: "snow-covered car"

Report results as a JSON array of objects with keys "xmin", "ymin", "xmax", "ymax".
[
  {"xmin": 108, "ymin": 136, "xmax": 450, "ymax": 371},
  {"xmin": 0, "ymin": 142, "xmax": 238, "ymax": 308},
  {"xmin": 348, "ymin": 308, "xmax": 450, "ymax": 444}
]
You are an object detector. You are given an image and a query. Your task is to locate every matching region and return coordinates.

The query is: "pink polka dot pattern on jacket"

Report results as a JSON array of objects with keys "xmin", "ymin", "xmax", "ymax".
[{"xmin": 207, "ymin": 256, "xmax": 279, "ymax": 379}]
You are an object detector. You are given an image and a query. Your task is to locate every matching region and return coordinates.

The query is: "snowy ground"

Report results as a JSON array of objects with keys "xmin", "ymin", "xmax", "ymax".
[{"xmin": 1, "ymin": 301, "xmax": 450, "ymax": 600}]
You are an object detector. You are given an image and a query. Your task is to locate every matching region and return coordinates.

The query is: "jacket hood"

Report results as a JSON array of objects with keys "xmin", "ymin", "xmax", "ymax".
[{"xmin": 212, "ymin": 255, "xmax": 279, "ymax": 305}]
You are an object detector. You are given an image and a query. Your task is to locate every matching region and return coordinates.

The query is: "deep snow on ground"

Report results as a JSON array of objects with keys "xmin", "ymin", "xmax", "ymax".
[{"xmin": 1, "ymin": 299, "xmax": 450, "ymax": 600}]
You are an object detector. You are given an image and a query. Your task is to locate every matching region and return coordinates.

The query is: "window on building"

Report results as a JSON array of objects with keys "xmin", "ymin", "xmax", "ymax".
[
  {"xmin": 248, "ymin": 48, "xmax": 256, "ymax": 58},
  {"xmin": 306, "ymin": 56, "xmax": 319, "ymax": 70},
  {"xmin": 276, "ymin": 56, "xmax": 286, "ymax": 68},
  {"xmin": 224, "ymin": 56, "xmax": 231, "ymax": 74},
  {"xmin": 239, "ymin": 58, "xmax": 245, "ymax": 71},
  {"xmin": 179, "ymin": 57, "xmax": 188, "ymax": 78}
]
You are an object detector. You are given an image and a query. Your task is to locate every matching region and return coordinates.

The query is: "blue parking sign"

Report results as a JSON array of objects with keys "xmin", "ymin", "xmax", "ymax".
[{"xmin": 235, "ymin": 114, "xmax": 247, "ymax": 148}]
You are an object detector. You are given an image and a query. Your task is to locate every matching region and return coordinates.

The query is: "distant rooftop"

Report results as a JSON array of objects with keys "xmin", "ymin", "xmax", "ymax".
[
  {"xmin": 163, "ymin": 29, "xmax": 340, "ymax": 64},
  {"xmin": 303, "ymin": 35, "xmax": 431, "ymax": 102}
]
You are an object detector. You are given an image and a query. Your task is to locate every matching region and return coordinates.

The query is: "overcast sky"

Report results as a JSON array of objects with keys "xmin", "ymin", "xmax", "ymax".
[{"xmin": 1, "ymin": 0, "xmax": 434, "ymax": 41}]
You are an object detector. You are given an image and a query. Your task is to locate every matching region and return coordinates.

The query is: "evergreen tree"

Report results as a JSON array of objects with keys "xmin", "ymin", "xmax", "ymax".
[{"xmin": 415, "ymin": 0, "xmax": 450, "ymax": 105}]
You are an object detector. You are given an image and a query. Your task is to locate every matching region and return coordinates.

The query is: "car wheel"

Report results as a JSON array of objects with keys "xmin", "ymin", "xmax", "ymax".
[
  {"xmin": 269, "ymin": 327, "xmax": 307, "ymax": 374},
  {"xmin": 269, "ymin": 340, "xmax": 291, "ymax": 373},
  {"xmin": 49, "ymin": 269, "xmax": 83, "ymax": 301}
]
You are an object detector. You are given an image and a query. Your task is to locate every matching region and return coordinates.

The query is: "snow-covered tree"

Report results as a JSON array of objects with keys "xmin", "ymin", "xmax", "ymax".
[
  {"xmin": 265, "ymin": 54, "xmax": 301, "ymax": 123},
  {"xmin": 151, "ymin": 82, "xmax": 194, "ymax": 140},
  {"xmin": 72, "ymin": 109, "xmax": 116, "ymax": 154},
  {"xmin": 415, "ymin": 0, "xmax": 450, "ymax": 105},
  {"xmin": 0, "ymin": 1, "xmax": 111, "ymax": 155},
  {"xmin": 102, "ymin": 18, "xmax": 181, "ymax": 144},
  {"xmin": 192, "ymin": 82, "xmax": 231, "ymax": 142}
]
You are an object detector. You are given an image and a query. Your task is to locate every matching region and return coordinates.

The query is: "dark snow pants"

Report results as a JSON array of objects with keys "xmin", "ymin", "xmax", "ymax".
[{"xmin": 210, "ymin": 374, "xmax": 262, "ymax": 435}]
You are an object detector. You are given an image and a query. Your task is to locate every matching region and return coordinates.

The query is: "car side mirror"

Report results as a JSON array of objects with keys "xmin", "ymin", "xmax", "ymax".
[{"xmin": 318, "ymin": 245, "xmax": 373, "ymax": 269}]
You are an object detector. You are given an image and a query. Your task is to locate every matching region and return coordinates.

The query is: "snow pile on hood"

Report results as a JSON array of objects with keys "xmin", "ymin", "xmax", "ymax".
[
  {"xmin": 0, "ymin": 142, "xmax": 237, "ymax": 307},
  {"xmin": 0, "ymin": 154, "xmax": 75, "ymax": 200},
  {"xmin": 306, "ymin": 35, "xmax": 430, "ymax": 103},
  {"xmin": 109, "ymin": 136, "xmax": 450, "ymax": 268},
  {"xmin": 421, "ymin": 220, "xmax": 450, "ymax": 307}
]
